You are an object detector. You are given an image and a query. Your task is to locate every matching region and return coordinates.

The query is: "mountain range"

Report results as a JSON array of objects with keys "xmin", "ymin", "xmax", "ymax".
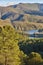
[{"xmin": 0, "ymin": 3, "xmax": 43, "ymax": 31}]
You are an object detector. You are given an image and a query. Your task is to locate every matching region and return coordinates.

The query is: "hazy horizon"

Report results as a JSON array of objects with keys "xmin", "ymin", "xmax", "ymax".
[{"xmin": 0, "ymin": 0, "xmax": 43, "ymax": 6}]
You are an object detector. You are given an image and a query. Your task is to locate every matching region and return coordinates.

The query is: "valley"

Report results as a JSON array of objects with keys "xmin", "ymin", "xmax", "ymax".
[{"xmin": 0, "ymin": 3, "xmax": 43, "ymax": 65}]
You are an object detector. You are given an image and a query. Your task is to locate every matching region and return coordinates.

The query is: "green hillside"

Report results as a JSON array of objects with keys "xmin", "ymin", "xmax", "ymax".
[
  {"xmin": 0, "ymin": 25, "xmax": 43, "ymax": 65},
  {"xmin": 0, "ymin": 3, "xmax": 43, "ymax": 65}
]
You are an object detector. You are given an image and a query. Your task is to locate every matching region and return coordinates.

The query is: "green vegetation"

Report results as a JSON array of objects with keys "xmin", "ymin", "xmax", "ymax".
[
  {"xmin": 0, "ymin": 25, "xmax": 43, "ymax": 65},
  {"xmin": 0, "ymin": 25, "xmax": 21, "ymax": 65},
  {"xmin": 0, "ymin": 3, "xmax": 43, "ymax": 65},
  {"xmin": 19, "ymin": 38, "xmax": 43, "ymax": 65}
]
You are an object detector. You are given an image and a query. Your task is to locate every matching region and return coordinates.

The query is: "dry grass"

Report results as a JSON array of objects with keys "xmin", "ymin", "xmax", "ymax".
[
  {"xmin": 0, "ymin": 19, "xmax": 12, "ymax": 27},
  {"xmin": 13, "ymin": 21, "xmax": 43, "ymax": 31}
]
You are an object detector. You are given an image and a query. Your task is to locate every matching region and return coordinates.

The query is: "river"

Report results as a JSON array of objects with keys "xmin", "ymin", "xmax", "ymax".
[{"xmin": 25, "ymin": 30, "xmax": 43, "ymax": 38}]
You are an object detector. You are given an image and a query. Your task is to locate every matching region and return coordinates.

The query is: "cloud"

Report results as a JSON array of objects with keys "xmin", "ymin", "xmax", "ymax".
[
  {"xmin": 0, "ymin": 1, "xmax": 15, "ymax": 6},
  {"xmin": 7, "ymin": 2, "xmax": 15, "ymax": 6}
]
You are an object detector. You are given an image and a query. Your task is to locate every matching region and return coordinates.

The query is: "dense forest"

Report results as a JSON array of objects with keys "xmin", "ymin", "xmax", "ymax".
[{"xmin": 0, "ymin": 25, "xmax": 43, "ymax": 65}]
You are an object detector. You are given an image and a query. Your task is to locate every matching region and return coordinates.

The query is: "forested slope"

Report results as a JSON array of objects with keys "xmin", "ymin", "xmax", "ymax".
[{"xmin": 0, "ymin": 25, "xmax": 43, "ymax": 65}]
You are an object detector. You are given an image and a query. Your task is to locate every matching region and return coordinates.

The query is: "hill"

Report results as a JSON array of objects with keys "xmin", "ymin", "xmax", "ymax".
[
  {"xmin": 0, "ymin": 3, "xmax": 43, "ymax": 30},
  {"xmin": 0, "ymin": 19, "xmax": 12, "ymax": 27}
]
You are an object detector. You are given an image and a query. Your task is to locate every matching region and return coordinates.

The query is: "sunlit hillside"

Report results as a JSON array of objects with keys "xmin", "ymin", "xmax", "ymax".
[
  {"xmin": 0, "ymin": 2, "xmax": 43, "ymax": 65},
  {"xmin": 0, "ymin": 3, "xmax": 43, "ymax": 31}
]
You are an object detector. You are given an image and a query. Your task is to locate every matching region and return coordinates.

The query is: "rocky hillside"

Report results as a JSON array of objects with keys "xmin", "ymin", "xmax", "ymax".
[
  {"xmin": 0, "ymin": 19, "xmax": 12, "ymax": 27},
  {"xmin": 0, "ymin": 3, "xmax": 43, "ymax": 30}
]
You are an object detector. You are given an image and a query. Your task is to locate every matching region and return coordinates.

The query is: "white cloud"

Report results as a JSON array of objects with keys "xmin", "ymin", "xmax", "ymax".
[
  {"xmin": 0, "ymin": 2, "xmax": 16, "ymax": 7},
  {"xmin": 7, "ymin": 2, "xmax": 15, "ymax": 6}
]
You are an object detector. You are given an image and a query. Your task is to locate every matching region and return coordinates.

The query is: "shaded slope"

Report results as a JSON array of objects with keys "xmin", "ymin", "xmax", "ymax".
[
  {"xmin": 0, "ymin": 3, "xmax": 43, "ymax": 31},
  {"xmin": 1, "ymin": 3, "xmax": 43, "ymax": 21}
]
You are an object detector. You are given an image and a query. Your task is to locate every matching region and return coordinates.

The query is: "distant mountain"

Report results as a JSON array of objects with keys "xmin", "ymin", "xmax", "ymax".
[
  {"xmin": 0, "ymin": 3, "xmax": 43, "ymax": 20},
  {"xmin": 0, "ymin": 3, "xmax": 43, "ymax": 30}
]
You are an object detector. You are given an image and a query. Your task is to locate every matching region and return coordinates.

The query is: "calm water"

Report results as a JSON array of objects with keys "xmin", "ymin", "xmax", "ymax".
[
  {"xmin": 25, "ymin": 30, "xmax": 43, "ymax": 38},
  {"xmin": 25, "ymin": 30, "xmax": 38, "ymax": 34}
]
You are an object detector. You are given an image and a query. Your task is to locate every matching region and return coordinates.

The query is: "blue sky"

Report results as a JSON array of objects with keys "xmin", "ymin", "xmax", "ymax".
[{"xmin": 0, "ymin": 0, "xmax": 43, "ymax": 6}]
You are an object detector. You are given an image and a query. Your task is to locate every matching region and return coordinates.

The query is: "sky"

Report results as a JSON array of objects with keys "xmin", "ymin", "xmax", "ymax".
[{"xmin": 0, "ymin": 0, "xmax": 43, "ymax": 6}]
